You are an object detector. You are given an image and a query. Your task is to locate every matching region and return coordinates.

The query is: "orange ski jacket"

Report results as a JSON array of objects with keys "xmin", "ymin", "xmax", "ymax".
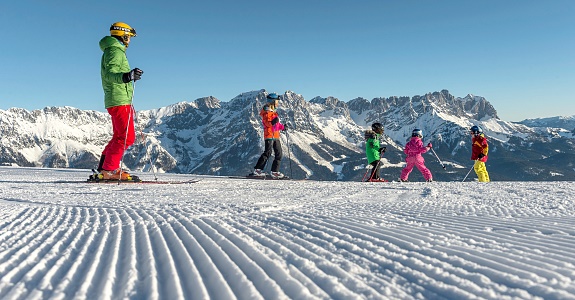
[{"xmin": 260, "ymin": 104, "xmax": 284, "ymax": 140}]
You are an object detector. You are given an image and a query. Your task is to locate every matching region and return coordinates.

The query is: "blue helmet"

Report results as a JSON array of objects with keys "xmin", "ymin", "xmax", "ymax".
[
  {"xmin": 470, "ymin": 125, "xmax": 483, "ymax": 134},
  {"xmin": 412, "ymin": 128, "xmax": 423, "ymax": 138},
  {"xmin": 266, "ymin": 93, "xmax": 280, "ymax": 102}
]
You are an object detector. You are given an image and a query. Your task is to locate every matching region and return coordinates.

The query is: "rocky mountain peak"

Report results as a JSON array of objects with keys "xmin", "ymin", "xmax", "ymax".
[
  {"xmin": 1, "ymin": 89, "xmax": 573, "ymax": 181},
  {"xmin": 194, "ymin": 96, "xmax": 221, "ymax": 111}
]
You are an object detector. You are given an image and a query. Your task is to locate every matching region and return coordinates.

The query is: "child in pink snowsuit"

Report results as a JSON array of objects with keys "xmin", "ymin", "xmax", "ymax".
[{"xmin": 400, "ymin": 129, "xmax": 433, "ymax": 182}]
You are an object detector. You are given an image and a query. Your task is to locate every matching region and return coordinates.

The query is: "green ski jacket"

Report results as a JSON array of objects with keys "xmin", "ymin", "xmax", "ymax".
[
  {"xmin": 99, "ymin": 36, "xmax": 133, "ymax": 108},
  {"xmin": 365, "ymin": 130, "xmax": 381, "ymax": 164}
]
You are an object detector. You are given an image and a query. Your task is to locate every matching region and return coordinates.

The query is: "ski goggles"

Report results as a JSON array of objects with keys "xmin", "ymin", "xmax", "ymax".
[{"xmin": 110, "ymin": 25, "xmax": 137, "ymax": 37}]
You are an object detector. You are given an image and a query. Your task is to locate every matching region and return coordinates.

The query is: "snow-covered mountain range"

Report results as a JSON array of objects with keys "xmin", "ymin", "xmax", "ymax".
[{"xmin": 1, "ymin": 89, "xmax": 574, "ymax": 181}]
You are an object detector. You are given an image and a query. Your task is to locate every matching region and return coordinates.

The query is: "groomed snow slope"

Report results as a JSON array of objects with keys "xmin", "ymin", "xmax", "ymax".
[{"xmin": 0, "ymin": 167, "xmax": 574, "ymax": 299}]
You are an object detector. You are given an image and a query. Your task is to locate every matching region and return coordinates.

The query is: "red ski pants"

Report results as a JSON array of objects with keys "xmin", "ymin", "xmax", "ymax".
[{"xmin": 101, "ymin": 105, "xmax": 135, "ymax": 171}]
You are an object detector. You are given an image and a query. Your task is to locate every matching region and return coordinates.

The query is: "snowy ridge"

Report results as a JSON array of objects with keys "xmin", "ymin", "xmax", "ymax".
[
  {"xmin": 1, "ymin": 89, "xmax": 574, "ymax": 181},
  {"xmin": 520, "ymin": 115, "xmax": 575, "ymax": 129},
  {"xmin": 519, "ymin": 116, "xmax": 575, "ymax": 139},
  {"xmin": 0, "ymin": 167, "xmax": 574, "ymax": 299}
]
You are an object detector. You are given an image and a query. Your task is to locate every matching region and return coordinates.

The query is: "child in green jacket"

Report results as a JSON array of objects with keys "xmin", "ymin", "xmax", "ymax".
[{"xmin": 365, "ymin": 123, "xmax": 387, "ymax": 182}]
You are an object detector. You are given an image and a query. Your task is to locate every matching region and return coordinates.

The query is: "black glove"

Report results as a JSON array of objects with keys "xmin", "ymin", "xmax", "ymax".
[
  {"xmin": 122, "ymin": 68, "xmax": 143, "ymax": 83},
  {"xmin": 427, "ymin": 143, "xmax": 432, "ymax": 148},
  {"xmin": 271, "ymin": 117, "xmax": 279, "ymax": 125},
  {"xmin": 478, "ymin": 153, "xmax": 485, "ymax": 159},
  {"xmin": 282, "ymin": 123, "xmax": 288, "ymax": 132},
  {"xmin": 379, "ymin": 146, "xmax": 386, "ymax": 153}
]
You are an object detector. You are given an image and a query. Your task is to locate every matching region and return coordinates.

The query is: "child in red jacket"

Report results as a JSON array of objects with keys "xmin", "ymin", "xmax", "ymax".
[
  {"xmin": 470, "ymin": 125, "xmax": 490, "ymax": 182},
  {"xmin": 399, "ymin": 129, "xmax": 433, "ymax": 182}
]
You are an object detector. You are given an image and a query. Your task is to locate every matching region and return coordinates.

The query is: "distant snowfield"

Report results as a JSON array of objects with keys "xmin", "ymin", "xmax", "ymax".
[{"xmin": 0, "ymin": 167, "xmax": 574, "ymax": 300}]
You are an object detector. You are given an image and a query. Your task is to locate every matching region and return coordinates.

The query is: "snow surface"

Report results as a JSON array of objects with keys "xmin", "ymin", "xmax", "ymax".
[{"xmin": 0, "ymin": 166, "xmax": 574, "ymax": 300}]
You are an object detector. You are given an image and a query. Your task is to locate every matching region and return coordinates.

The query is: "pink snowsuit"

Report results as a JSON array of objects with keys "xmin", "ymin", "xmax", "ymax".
[{"xmin": 400, "ymin": 137, "xmax": 433, "ymax": 181}]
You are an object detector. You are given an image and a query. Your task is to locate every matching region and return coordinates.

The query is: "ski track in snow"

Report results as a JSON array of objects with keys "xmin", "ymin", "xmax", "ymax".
[{"xmin": 0, "ymin": 167, "xmax": 574, "ymax": 300}]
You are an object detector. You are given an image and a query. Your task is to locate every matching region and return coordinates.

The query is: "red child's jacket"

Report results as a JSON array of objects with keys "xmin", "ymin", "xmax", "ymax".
[{"xmin": 471, "ymin": 134, "xmax": 489, "ymax": 162}]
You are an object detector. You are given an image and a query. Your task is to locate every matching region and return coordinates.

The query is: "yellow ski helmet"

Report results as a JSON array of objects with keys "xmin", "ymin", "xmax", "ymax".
[{"xmin": 110, "ymin": 22, "xmax": 137, "ymax": 37}]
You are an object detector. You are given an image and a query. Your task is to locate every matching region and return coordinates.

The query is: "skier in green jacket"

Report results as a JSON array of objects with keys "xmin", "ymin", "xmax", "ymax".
[
  {"xmin": 365, "ymin": 123, "xmax": 387, "ymax": 182},
  {"xmin": 96, "ymin": 22, "xmax": 143, "ymax": 181}
]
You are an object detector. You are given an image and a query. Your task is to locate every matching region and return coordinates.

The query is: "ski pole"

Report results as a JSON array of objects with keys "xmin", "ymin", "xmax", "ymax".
[
  {"xmin": 429, "ymin": 148, "xmax": 446, "ymax": 170},
  {"xmin": 139, "ymin": 131, "xmax": 158, "ymax": 181},
  {"xmin": 361, "ymin": 164, "xmax": 372, "ymax": 182},
  {"xmin": 365, "ymin": 160, "xmax": 381, "ymax": 182},
  {"xmin": 285, "ymin": 127, "xmax": 293, "ymax": 179},
  {"xmin": 462, "ymin": 159, "xmax": 478, "ymax": 182},
  {"xmin": 118, "ymin": 81, "xmax": 136, "ymax": 184},
  {"xmin": 370, "ymin": 160, "xmax": 381, "ymax": 181}
]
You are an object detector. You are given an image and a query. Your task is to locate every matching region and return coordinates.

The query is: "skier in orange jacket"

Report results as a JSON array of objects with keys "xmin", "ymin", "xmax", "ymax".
[{"xmin": 252, "ymin": 93, "xmax": 286, "ymax": 179}]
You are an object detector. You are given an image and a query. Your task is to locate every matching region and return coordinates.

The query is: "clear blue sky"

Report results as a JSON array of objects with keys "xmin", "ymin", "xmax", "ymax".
[{"xmin": 1, "ymin": 0, "xmax": 573, "ymax": 121}]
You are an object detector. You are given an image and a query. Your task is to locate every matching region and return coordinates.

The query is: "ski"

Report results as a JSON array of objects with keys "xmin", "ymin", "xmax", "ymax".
[
  {"xmin": 229, "ymin": 174, "xmax": 292, "ymax": 180},
  {"xmin": 53, "ymin": 179, "xmax": 200, "ymax": 184},
  {"xmin": 83, "ymin": 169, "xmax": 199, "ymax": 184},
  {"xmin": 87, "ymin": 179, "xmax": 200, "ymax": 184}
]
